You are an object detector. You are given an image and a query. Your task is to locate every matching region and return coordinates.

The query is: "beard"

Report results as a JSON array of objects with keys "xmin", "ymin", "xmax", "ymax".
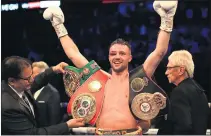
[{"xmin": 111, "ymin": 63, "xmax": 127, "ymax": 73}]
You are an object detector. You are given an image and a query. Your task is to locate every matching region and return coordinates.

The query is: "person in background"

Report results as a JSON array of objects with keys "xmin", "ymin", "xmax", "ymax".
[
  {"xmin": 32, "ymin": 61, "xmax": 62, "ymax": 127},
  {"xmin": 2, "ymin": 56, "xmax": 85, "ymax": 135}
]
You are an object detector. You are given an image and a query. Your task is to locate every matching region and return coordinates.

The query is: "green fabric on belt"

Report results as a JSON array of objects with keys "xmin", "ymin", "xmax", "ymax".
[{"xmin": 64, "ymin": 60, "xmax": 100, "ymax": 85}]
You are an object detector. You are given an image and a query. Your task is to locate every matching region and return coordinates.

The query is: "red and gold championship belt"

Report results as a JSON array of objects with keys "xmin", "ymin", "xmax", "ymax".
[
  {"xmin": 129, "ymin": 65, "xmax": 169, "ymax": 121},
  {"xmin": 63, "ymin": 60, "xmax": 109, "ymax": 125}
]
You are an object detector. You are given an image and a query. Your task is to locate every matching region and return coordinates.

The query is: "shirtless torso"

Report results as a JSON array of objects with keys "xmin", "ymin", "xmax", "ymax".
[{"xmin": 97, "ymin": 71, "xmax": 137, "ymax": 130}]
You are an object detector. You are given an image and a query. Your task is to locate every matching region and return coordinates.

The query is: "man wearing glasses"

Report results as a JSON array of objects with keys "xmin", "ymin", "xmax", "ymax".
[
  {"xmin": 1, "ymin": 56, "xmax": 85, "ymax": 134},
  {"xmin": 158, "ymin": 50, "xmax": 209, "ymax": 135}
]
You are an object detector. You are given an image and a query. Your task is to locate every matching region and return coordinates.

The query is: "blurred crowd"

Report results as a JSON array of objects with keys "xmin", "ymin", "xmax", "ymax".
[
  {"xmin": 61, "ymin": 1, "xmax": 211, "ymax": 99},
  {"xmin": 2, "ymin": 1, "xmax": 211, "ymax": 101}
]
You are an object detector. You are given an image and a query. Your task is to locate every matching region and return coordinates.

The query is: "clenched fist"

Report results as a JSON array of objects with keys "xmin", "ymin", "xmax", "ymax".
[
  {"xmin": 43, "ymin": 7, "xmax": 68, "ymax": 38},
  {"xmin": 153, "ymin": 0, "xmax": 178, "ymax": 32}
]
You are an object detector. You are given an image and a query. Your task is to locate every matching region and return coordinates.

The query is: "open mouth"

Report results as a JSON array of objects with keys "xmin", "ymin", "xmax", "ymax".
[
  {"xmin": 113, "ymin": 62, "xmax": 121, "ymax": 64},
  {"xmin": 113, "ymin": 60, "xmax": 122, "ymax": 64}
]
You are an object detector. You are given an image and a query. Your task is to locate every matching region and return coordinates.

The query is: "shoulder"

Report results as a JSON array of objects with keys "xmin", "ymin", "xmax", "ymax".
[
  {"xmin": 171, "ymin": 87, "xmax": 184, "ymax": 96},
  {"xmin": 175, "ymin": 78, "xmax": 198, "ymax": 94},
  {"xmin": 46, "ymin": 84, "xmax": 59, "ymax": 93},
  {"xmin": 1, "ymin": 83, "xmax": 14, "ymax": 102},
  {"xmin": 129, "ymin": 64, "xmax": 145, "ymax": 75},
  {"xmin": 2, "ymin": 92, "xmax": 19, "ymax": 111},
  {"xmin": 2, "ymin": 91, "xmax": 13, "ymax": 103},
  {"xmin": 170, "ymin": 84, "xmax": 189, "ymax": 101}
]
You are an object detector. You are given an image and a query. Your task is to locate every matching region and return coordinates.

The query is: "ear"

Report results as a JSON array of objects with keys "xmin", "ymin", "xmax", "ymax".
[
  {"xmin": 179, "ymin": 67, "xmax": 186, "ymax": 76},
  {"xmin": 128, "ymin": 55, "xmax": 132, "ymax": 62},
  {"xmin": 8, "ymin": 77, "xmax": 16, "ymax": 85}
]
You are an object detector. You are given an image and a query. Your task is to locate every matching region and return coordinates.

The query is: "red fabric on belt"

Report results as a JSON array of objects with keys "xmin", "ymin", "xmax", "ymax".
[{"xmin": 67, "ymin": 70, "xmax": 109, "ymax": 125}]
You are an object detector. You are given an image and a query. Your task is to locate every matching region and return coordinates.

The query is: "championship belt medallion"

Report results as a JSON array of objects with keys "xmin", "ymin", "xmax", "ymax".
[
  {"xmin": 131, "ymin": 92, "xmax": 166, "ymax": 120},
  {"xmin": 71, "ymin": 93, "xmax": 96, "ymax": 123},
  {"xmin": 64, "ymin": 60, "xmax": 109, "ymax": 125},
  {"xmin": 129, "ymin": 65, "xmax": 169, "ymax": 121},
  {"xmin": 63, "ymin": 67, "xmax": 80, "ymax": 97},
  {"xmin": 131, "ymin": 77, "xmax": 148, "ymax": 92}
]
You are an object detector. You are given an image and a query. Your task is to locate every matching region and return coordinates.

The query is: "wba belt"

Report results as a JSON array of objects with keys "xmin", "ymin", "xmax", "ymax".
[
  {"xmin": 63, "ymin": 60, "xmax": 109, "ymax": 125},
  {"xmin": 129, "ymin": 65, "xmax": 169, "ymax": 121}
]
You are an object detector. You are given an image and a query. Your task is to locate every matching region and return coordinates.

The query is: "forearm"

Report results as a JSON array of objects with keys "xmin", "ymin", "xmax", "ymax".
[
  {"xmin": 143, "ymin": 31, "xmax": 170, "ymax": 77},
  {"xmin": 59, "ymin": 35, "xmax": 89, "ymax": 68},
  {"xmin": 2, "ymin": 111, "xmax": 69, "ymax": 135},
  {"xmin": 155, "ymin": 30, "xmax": 171, "ymax": 56},
  {"xmin": 31, "ymin": 68, "xmax": 56, "ymax": 93},
  {"xmin": 43, "ymin": 7, "xmax": 89, "ymax": 68},
  {"xmin": 60, "ymin": 35, "xmax": 80, "ymax": 59},
  {"xmin": 153, "ymin": 1, "xmax": 177, "ymax": 55},
  {"xmin": 143, "ymin": 1, "xmax": 177, "ymax": 77}
]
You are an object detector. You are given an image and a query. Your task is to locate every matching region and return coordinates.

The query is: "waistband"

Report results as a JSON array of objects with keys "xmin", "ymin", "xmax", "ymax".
[{"xmin": 96, "ymin": 126, "xmax": 142, "ymax": 135}]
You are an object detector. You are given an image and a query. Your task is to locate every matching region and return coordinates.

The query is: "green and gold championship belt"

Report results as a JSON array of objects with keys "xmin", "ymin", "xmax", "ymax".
[
  {"xmin": 63, "ymin": 60, "xmax": 109, "ymax": 125},
  {"xmin": 129, "ymin": 65, "xmax": 169, "ymax": 121}
]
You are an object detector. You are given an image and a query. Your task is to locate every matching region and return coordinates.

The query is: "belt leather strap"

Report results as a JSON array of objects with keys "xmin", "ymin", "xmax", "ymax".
[
  {"xmin": 129, "ymin": 65, "xmax": 170, "ymax": 120},
  {"xmin": 64, "ymin": 60, "xmax": 109, "ymax": 125},
  {"xmin": 96, "ymin": 126, "xmax": 142, "ymax": 135}
]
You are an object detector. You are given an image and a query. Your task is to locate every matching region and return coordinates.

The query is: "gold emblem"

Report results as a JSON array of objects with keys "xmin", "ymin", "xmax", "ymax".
[
  {"xmin": 131, "ymin": 92, "xmax": 167, "ymax": 120},
  {"xmin": 88, "ymin": 80, "xmax": 102, "ymax": 92},
  {"xmin": 131, "ymin": 93, "xmax": 159, "ymax": 120},
  {"xmin": 63, "ymin": 70, "xmax": 80, "ymax": 97},
  {"xmin": 83, "ymin": 68, "xmax": 90, "ymax": 75},
  {"xmin": 71, "ymin": 93, "xmax": 96, "ymax": 123},
  {"xmin": 152, "ymin": 92, "xmax": 166, "ymax": 109},
  {"xmin": 131, "ymin": 77, "xmax": 148, "ymax": 92},
  {"xmin": 90, "ymin": 62, "xmax": 98, "ymax": 69}
]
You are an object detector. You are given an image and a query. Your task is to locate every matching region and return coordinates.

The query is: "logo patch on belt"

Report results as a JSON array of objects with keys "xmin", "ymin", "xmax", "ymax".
[
  {"xmin": 131, "ymin": 77, "xmax": 148, "ymax": 92},
  {"xmin": 131, "ymin": 93, "xmax": 164, "ymax": 120},
  {"xmin": 63, "ymin": 70, "xmax": 80, "ymax": 97},
  {"xmin": 83, "ymin": 68, "xmax": 90, "ymax": 75},
  {"xmin": 88, "ymin": 80, "xmax": 102, "ymax": 92},
  {"xmin": 71, "ymin": 93, "xmax": 96, "ymax": 123},
  {"xmin": 152, "ymin": 92, "xmax": 166, "ymax": 109}
]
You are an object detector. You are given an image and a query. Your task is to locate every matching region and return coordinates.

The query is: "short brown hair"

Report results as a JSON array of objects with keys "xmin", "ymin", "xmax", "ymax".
[{"xmin": 109, "ymin": 38, "xmax": 131, "ymax": 51}]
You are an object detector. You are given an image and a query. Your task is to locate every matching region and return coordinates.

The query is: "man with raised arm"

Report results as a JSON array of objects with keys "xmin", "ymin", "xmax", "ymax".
[{"xmin": 43, "ymin": 1, "xmax": 178, "ymax": 134}]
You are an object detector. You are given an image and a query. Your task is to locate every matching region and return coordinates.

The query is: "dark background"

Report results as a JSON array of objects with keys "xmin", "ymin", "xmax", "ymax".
[{"xmin": 2, "ymin": 0, "xmax": 211, "ymax": 105}]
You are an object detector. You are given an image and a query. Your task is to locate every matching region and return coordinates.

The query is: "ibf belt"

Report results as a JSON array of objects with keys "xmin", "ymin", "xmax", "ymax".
[
  {"xmin": 63, "ymin": 60, "xmax": 109, "ymax": 125},
  {"xmin": 129, "ymin": 65, "xmax": 169, "ymax": 121}
]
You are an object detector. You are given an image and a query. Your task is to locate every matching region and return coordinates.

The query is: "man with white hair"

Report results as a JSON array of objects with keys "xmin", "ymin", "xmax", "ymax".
[{"xmin": 159, "ymin": 50, "xmax": 209, "ymax": 135}]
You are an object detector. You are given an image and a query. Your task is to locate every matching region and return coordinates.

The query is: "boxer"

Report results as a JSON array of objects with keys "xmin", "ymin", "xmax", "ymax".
[{"xmin": 43, "ymin": 0, "xmax": 178, "ymax": 134}]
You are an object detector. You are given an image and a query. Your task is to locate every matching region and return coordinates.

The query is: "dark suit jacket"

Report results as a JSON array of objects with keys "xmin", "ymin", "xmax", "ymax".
[
  {"xmin": 158, "ymin": 78, "xmax": 209, "ymax": 135},
  {"xmin": 34, "ymin": 84, "xmax": 61, "ymax": 127},
  {"xmin": 1, "ymin": 68, "xmax": 69, "ymax": 135}
]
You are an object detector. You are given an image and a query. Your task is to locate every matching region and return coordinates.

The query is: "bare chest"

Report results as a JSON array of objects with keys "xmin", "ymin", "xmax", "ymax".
[{"xmin": 103, "ymin": 78, "xmax": 129, "ymax": 108}]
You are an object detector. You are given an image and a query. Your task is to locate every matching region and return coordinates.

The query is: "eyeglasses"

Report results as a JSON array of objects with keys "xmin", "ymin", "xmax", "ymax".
[
  {"xmin": 166, "ymin": 66, "xmax": 181, "ymax": 70},
  {"xmin": 19, "ymin": 73, "xmax": 33, "ymax": 82},
  {"xmin": 166, "ymin": 65, "xmax": 190, "ymax": 77}
]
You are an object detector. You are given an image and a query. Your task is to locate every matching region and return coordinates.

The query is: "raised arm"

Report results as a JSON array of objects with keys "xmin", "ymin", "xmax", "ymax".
[
  {"xmin": 43, "ymin": 7, "xmax": 89, "ymax": 68},
  {"xmin": 59, "ymin": 35, "xmax": 89, "ymax": 68},
  {"xmin": 143, "ymin": 1, "xmax": 178, "ymax": 78}
]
